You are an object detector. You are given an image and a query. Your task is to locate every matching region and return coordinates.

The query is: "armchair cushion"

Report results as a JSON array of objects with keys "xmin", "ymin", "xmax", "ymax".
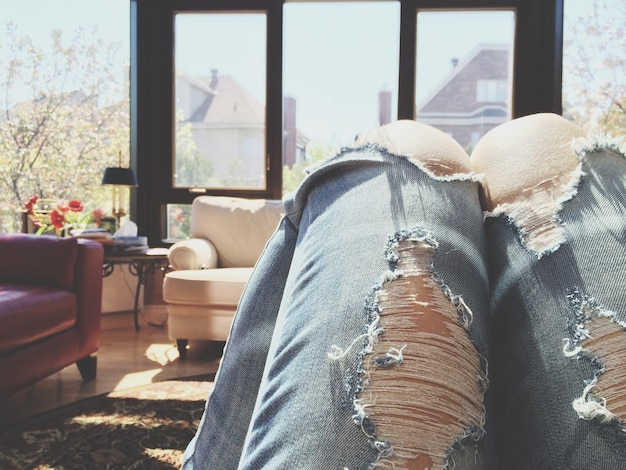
[
  {"xmin": 190, "ymin": 196, "xmax": 284, "ymax": 268},
  {"xmin": 164, "ymin": 268, "xmax": 252, "ymax": 307},
  {"xmin": 0, "ymin": 235, "xmax": 78, "ymax": 290}
]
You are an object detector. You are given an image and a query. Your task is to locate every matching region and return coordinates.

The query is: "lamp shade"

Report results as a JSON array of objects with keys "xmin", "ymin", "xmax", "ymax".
[{"xmin": 101, "ymin": 167, "xmax": 138, "ymax": 187}]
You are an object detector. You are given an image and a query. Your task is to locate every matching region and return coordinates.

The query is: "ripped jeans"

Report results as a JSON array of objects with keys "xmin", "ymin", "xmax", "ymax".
[{"xmin": 181, "ymin": 115, "xmax": 626, "ymax": 469}]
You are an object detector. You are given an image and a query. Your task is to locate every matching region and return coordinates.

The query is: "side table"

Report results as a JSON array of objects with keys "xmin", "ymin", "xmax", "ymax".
[{"xmin": 102, "ymin": 248, "xmax": 170, "ymax": 330}]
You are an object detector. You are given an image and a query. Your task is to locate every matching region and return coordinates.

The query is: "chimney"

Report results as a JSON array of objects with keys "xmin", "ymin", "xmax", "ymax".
[
  {"xmin": 210, "ymin": 69, "xmax": 219, "ymax": 90},
  {"xmin": 378, "ymin": 87, "xmax": 392, "ymax": 126},
  {"xmin": 451, "ymin": 58, "xmax": 459, "ymax": 68}
]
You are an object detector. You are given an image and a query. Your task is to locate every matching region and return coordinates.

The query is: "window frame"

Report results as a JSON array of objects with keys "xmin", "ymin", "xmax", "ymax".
[
  {"xmin": 132, "ymin": 0, "xmax": 563, "ymax": 246},
  {"xmin": 132, "ymin": 0, "xmax": 282, "ymax": 245}
]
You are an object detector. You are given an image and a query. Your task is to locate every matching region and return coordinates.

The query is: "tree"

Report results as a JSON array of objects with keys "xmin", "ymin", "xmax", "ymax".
[
  {"xmin": 282, "ymin": 142, "xmax": 335, "ymax": 194},
  {"xmin": 174, "ymin": 114, "xmax": 216, "ymax": 188},
  {"xmin": 0, "ymin": 22, "xmax": 129, "ymax": 232},
  {"xmin": 563, "ymin": 0, "xmax": 626, "ymax": 135}
]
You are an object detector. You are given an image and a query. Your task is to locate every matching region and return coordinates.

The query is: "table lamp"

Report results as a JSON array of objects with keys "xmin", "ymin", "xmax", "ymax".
[{"xmin": 101, "ymin": 152, "xmax": 138, "ymax": 230}]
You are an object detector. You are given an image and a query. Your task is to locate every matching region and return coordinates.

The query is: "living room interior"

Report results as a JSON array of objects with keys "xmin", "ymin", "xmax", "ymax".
[{"xmin": 0, "ymin": 0, "xmax": 623, "ymax": 467}]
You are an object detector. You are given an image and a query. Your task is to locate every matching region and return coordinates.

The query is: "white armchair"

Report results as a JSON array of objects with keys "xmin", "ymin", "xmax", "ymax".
[{"xmin": 163, "ymin": 196, "xmax": 284, "ymax": 359}]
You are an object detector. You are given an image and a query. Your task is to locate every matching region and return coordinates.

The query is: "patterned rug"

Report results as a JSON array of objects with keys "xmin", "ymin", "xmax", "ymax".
[{"xmin": 0, "ymin": 374, "xmax": 214, "ymax": 470}]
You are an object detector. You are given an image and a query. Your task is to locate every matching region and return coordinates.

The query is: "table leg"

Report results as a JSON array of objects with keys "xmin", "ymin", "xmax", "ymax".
[
  {"xmin": 127, "ymin": 258, "xmax": 169, "ymax": 331},
  {"xmin": 132, "ymin": 268, "xmax": 143, "ymax": 330},
  {"xmin": 128, "ymin": 261, "xmax": 148, "ymax": 331}
]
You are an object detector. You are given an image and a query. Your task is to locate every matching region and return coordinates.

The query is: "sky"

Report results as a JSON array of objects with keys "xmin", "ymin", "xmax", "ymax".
[
  {"xmin": 0, "ymin": 0, "xmax": 129, "ymax": 49},
  {"xmin": 0, "ymin": 0, "xmax": 598, "ymax": 147}
]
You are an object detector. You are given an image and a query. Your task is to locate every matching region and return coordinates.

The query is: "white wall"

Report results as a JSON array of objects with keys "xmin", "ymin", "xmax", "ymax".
[{"xmin": 102, "ymin": 264, "xmax": 144, "ymax": 314}]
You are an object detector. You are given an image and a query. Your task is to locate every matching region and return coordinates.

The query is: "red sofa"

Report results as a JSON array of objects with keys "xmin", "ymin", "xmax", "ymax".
[{"xmin": 0, "ymin": 234, "xmax": 104, "ymax": 397}]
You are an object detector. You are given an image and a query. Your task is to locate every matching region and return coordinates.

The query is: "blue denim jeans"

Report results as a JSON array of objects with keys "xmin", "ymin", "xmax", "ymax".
[
  {"xmin": 482, "ymin": 135, "xmax": 626, "ymax": 468},
  {"xmin": 181, "ymin": 115, "xmax": 626, "ymax": 469}
]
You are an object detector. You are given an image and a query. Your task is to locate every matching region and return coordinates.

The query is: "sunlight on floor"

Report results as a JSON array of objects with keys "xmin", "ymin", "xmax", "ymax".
[
  {"xmin": 114, "ymin": 369, "xmax": 162, "ymax": 391},
  {"xmin": 145, "ymin": 343, "xmax": 180, "ymax": 366}
]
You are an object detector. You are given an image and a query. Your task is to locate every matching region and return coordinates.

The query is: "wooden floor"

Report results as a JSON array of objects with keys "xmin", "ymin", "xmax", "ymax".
[{"xmin": 0, "ymin": 305, "xmax": 222, "ymax": 430}]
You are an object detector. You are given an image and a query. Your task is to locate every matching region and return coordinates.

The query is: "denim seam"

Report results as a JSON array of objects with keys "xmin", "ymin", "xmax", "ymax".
[
  {"xmin": 285, "ymin": 145, "xmax": 480, "ymax": 229},
  {"xmin": 333, "ymin": 144, "xmax": 481, "ymax": 183}
]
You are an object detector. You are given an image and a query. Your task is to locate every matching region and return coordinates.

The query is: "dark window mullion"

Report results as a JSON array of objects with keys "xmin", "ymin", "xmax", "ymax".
[
  {"xmin": 266, "ymin": 0, "xmax": 283, "ymax": 200},
  {"xmin": 398, "ymin": 1, "xmax": 417, "ymax": 120}
]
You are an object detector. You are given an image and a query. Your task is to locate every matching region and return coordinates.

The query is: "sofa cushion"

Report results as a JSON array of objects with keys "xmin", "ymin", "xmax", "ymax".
[
  {"xmin": 0, "ymin": 285, "xmax": 77, "ymax": 354},
  {"xmin": 163, "ymin": 268, "xmax": 253, "ymax": 307},
  {"xmin": 0, "ymin": 235, "xmax": 78, "ymax": 290},
  {"xmin": 191, "ymin": 197, "xmax": 283, "ymax": 268}
]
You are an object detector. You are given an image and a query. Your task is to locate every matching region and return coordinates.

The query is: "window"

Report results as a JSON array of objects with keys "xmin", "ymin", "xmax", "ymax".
[
  {"xmin": 476, "ymin": 80, "xmax": 509, "ymax": 103},
  {"xmin": 0, "ymin": 0, "xmax": 129, "ymax": 234},
  {"xmin": 562, "ymin": 0, "xmax": 626, "ymax": 134},
  {"xmin": 134, "ymin": 0, "xmax": 565, "ymax": 245},
  {"xmin": 134, "ymin": 0, "xmax": 282, "ymax": 242},
  {"xmin": 174, "ymin": 13, "xmax": 267, "ymax": 191}
]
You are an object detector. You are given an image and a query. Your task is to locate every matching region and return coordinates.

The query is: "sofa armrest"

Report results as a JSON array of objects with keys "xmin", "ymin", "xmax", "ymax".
[
  {"xmin": 0, "ymin": 234, "xmax": 78, "ymax": 290},
  {"xmin": 74, "ymin": 239, "xmax": 104, "ymax": 356},
  {"xmin": 168, "ymin": 238, "xmax": 218, "ymax": 271}
]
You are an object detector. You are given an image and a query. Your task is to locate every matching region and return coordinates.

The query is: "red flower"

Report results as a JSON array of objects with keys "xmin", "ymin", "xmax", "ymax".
[
  {"xmin": 24, "ymin": 195, "xmax": 39, "ymax": 215},
  {"xmin": 24, "ymin": 195, "xmax": 93, "ymax": 234},
  {"xmin": 68, "ymin": 200, "xmax": 84, "ymax": 212},
  {"xmin": 50, "ymin": 209, "xmax": 66, "ymax": 229},
  {"xmin": 91, "ymin": 208, "xmax": 104, "ymax": 224}
]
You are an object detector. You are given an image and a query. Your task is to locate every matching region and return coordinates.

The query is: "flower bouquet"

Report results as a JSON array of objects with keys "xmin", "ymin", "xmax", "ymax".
[{"xmin": 24, "ymin": 195, "xmax": 103, "ymax": 236}]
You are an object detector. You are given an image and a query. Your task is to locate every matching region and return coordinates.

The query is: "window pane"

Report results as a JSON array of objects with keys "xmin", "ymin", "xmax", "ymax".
[
  {"xmin": 0, "ymin": 0, "xmax": 130, "ymax": 233},
  {"xmin": 563, "ymin": 0, "xmax": 626, "ymax": 134},
  {"xmin": 167, "ymin": 204, "xmax": 192, "ymax": 241},
  {"xmin": 174, "ymin": 13, "xmax": 267, "ymax": 190},
  {"xmin": 415, "ymin": 10, "xmax": 515, "ymax": 153},
  {"xmin": 283, "ymin": 2, "xmax": 399, "ymax": 193}
]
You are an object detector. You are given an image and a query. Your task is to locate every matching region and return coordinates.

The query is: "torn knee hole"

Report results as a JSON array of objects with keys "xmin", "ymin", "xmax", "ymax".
[
  {"xmin": 564, "ymin": 289, "xmax": 626, "ymax": 426},
  {"xmin": 331, "ymin": 227, "xmax": 488, "ymax": 470}
]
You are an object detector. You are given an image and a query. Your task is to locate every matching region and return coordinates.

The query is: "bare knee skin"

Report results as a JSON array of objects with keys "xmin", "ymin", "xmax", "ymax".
[
  {"xmin": 470, "ymin": 113, "xmax": 584, "ymax": 209},
  {"xmin": 471, "ymin": 113, "xmax": 585, "ymax": 256},
  {"xmin": 356, "ymin": 119, "xmax": 474, "ymax": 180}
]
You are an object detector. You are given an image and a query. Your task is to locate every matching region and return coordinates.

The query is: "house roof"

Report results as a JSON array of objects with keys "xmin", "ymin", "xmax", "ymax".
[
  {"xmin": 193, "ymin": 74, "xmax": 265, "ymax": 127},
  {"xmin": 416, "ymin": 43, "xmax": 511, "ymax": 115}
]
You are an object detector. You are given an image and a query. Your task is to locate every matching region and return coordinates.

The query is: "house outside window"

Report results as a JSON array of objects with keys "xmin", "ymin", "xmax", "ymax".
[
  {"xmin": 476, "ymin": 79, "xmax": 509, "ymax": 103},
  {"xmin": 414, "ymin": 11, "xmax": 514, "ymax": 154}
]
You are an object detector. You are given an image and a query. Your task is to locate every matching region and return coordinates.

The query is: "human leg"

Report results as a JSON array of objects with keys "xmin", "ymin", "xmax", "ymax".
[
  {"xmin": 233, "ymin": 120, "xmax": 493, "ymax": 469},
  {"xmin": 472, "ymin": 113, "xmax": 626, "ymax": 468},
  {"xmin": 181, "ymin": 216, "xmax": 299, "ymax": 469}
]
